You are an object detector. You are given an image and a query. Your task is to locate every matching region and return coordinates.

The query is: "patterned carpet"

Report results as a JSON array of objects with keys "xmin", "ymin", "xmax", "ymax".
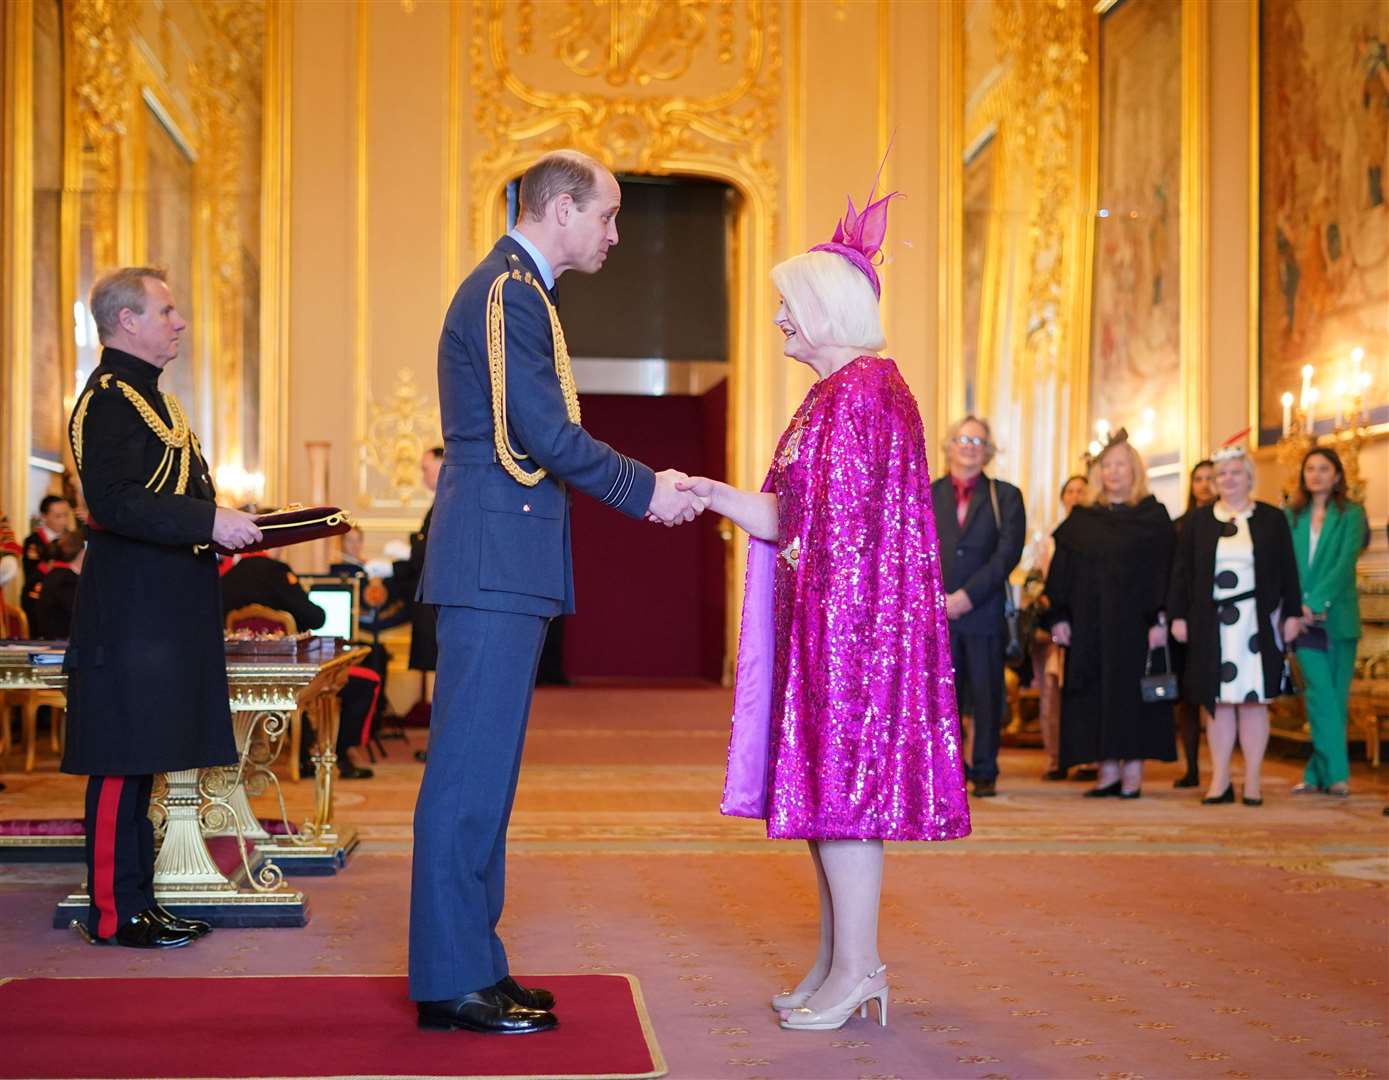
[{"xmin": 2, "ymin": 686, "xmax": 1386, "ymax": 1079}]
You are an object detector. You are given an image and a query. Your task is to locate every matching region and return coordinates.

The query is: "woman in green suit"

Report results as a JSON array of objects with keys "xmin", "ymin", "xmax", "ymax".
[{"xmin": 1285, "ymin": 447, "xmax": 1365, "ymax": 797}]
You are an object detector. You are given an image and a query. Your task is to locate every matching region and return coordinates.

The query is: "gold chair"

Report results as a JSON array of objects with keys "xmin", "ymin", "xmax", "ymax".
[
  {"xmin": 224, "ymin": 605, "xmax": 307, "ymax": 779},
  {"xmin": 225, "ymin": 604, "xmax": 298, "ymax": 637},
  {"xmin": 1, "ymin": 604, "xmax": 68, "ymax": 771}
]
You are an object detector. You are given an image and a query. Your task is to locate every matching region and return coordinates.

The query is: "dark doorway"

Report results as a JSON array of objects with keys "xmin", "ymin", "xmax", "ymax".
[{"xmin": 510, "ymin": 174, "xmax": 735, "ymax": 682}]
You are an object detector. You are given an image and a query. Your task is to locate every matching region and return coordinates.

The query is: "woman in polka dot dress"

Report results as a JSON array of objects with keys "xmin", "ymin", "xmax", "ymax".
[{"xmin": 1168, "ymin": 446, "xmax": 1303, "ymax": 806}]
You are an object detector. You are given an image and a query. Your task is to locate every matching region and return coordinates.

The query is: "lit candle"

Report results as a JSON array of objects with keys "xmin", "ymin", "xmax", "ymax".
[
  {"xmin": 1334, "ymin": 380, "xmax": 1346, "ymax": 427},
  {"xmin": 1300, "ymin": 364, "xmax": 1315, "ymax": 411},
  {"xmin": 1281, "ymin": 391, "xmax": 1294, "ymax": 436}
]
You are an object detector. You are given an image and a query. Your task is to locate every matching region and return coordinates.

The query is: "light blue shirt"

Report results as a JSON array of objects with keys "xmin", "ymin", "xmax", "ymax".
[{"xmin": 507, "ymin": 229, "xmax": 555, "ymax": 291}]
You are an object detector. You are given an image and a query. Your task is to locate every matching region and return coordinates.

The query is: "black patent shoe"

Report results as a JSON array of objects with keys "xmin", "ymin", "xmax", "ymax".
[
  {"xmin": 1202, "ymin": 784, "xmax": 1235, "ymax": 805},
  {"xmin": 151, "ymin": 904, "xmax": 211, "ymax": 937},
  {"xmin": 1119, "ymin": 788, "xmax": 1142, "ymax": 800},
  {"xmin": 78, "ymin": 909, "xmax": 196, "ymax": 949},
  {"xmin": 338, "ymin": 758, "xmax": 374, "ymax": 780},
  {"xmin": 971, "ymin": 780, "xmax": 997, "ymax": 798},
  {"xmin": 1084, "ymin": 781, "xmax": 1122, "ymax": 798},
  {"xmin": 1173, "ymin": 772, "xmax": 1200, "ymax": 789},
  {"xmin": 417, "ymin": 987, "xmax": 557, "ymax": 1034},
  {"xmin": 1042, "ymin": 768, "xmax": 1068, "ymax": 782},
  {"xmin": 495, "ymin": 974, "xmax": 556, "ymax": 1011}
]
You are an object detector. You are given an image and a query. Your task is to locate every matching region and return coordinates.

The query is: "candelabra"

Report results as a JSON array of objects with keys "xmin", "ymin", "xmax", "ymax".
[{"xmin": 1274, "ymin": 352, "xmax": 1373, "ymax": 504}]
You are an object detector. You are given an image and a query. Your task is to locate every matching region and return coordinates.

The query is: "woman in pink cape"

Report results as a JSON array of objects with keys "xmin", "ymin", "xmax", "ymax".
[{"xmin": 679, "ymin": 187, "xmax": 970, "ymax": 1032}]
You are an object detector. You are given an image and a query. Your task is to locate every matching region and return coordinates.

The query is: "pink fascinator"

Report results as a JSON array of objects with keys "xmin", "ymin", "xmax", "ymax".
[{"xmin": 809, "ymin": 146, "xmax": 901, "ymax": 298}]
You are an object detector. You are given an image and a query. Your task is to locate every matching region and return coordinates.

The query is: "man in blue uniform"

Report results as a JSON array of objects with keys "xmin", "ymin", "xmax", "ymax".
[{"xmin": 410, "ymin": 151, "xmax": 703, "ymax": 1034}]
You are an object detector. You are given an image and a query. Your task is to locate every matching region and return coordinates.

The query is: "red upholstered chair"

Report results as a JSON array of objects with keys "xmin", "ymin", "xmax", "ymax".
[{"xmin": 225, "ymin": 605, "xmax": 298, "ymax": 636}]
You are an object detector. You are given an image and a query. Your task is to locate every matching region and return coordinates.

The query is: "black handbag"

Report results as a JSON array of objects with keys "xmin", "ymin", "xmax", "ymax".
[
  {"xmin": 988, "ymin": 479, "xmax": 1025, "ymax": 666},
  {"xmin": 1294, "ymin": 623, "xmax": 1329, "ymax": 653},
  {"xmin": 1280, "ymin": 652, "xmax": 1302, "ymax": 696},
  {"xmin": 1140, "ymin": 636, "xmax": 1179, "ymax": 703}
]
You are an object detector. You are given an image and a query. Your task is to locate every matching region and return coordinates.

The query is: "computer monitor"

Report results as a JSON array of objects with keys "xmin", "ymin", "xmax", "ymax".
[{"xmin": 299, "ymin": 576, "xmax": 360, "ymax": 639}]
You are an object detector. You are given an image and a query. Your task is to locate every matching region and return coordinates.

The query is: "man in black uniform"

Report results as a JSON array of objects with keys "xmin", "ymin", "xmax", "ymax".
[{"xmin": 65, "ymin": 267, "xmax": 261, "ymax": 949}]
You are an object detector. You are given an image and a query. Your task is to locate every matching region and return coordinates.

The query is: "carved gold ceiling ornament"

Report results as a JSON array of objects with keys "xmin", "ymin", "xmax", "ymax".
[
  {"xmin": 993, "ymin": 0, "xmax": 1089, "ymax": 384},
  {"xmin": 358, "ymin": 367, "xmax": 442, "ymax": 508},
  {"xmin": 552, "ymin": 0, "xmax": 713, "ymax": 87},
  {"xmin": 470, "ymin": 0, "xmax": 780, "ymax": 244}
]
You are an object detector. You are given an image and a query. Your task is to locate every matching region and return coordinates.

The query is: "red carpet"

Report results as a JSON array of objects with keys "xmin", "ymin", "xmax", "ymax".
[{"xmin": 0, "ymin": 973, "xmax": 666, "ymax": 1079}]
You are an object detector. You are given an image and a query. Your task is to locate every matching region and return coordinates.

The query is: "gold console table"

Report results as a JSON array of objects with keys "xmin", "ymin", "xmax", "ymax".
[{"xmin": 1, "ymin": 643, "xmax": 367, "ymax": 927}]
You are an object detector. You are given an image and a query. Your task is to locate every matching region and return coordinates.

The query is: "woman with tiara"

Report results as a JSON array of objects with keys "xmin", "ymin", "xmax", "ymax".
[{"xmin": 678, "ymin": 178, "xmax": 970, "ymax": 1032}]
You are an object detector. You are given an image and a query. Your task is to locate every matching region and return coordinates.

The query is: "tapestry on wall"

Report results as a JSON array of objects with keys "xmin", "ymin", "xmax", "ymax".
[
  {"xmin": 1259, "ymin": 0, "xmax": 1389, "ymax": 445},
  {"xmin": 1089, "ymin": 0, "xmax": 1183, "ymax": 478}
]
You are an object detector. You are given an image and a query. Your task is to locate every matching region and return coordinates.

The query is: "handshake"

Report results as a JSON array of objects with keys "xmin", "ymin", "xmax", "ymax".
[{"xmin": 646, "ymin": 469, "xmax": 716, "ymax": 527}]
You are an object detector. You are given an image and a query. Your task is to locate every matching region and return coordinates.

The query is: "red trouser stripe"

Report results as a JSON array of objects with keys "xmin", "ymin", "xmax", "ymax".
[
  {"xmin": 93, "ymin": 777, "xmax": 126, "ymax": 939},
  {"xmin": 347, "ymin": 666, "xmax": 382, "ymax": 748}
]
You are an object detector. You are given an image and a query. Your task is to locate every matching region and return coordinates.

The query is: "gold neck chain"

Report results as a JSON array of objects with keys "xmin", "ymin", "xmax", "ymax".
[
  {"xmin": 485, "ymin": 269, "xmax": 581, "ymax": 488},
  {"xmin": 70, "ymin": 376, "xmax": 196, "ymax": 495}
]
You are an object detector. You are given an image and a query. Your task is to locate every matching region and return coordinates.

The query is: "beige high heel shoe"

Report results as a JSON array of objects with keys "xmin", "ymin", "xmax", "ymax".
[
  {"xmin": 770, "ymin": 988, "xmax": 815, "ymax": 1011},
  {"xmin": 779, "ymin": 964, "xmax": 888, "ymax": 1031}
]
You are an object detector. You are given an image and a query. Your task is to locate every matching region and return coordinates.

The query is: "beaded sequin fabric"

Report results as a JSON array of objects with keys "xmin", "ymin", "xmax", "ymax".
[{"xmin": 728, "ymin": 355, "xmax": 971, "ymax": 842}]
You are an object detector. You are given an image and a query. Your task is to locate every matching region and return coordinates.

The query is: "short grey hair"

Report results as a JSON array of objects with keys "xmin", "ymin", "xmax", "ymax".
[
  {"xmin": 942, "ymin": 415, "xmax": 997, "ymax": 465},
  {"xmin": 1213, "ymin": 450, "xmax": 1257, "ymax": 489},
  {"xmin": 518, "ymin": 150, "xmax": 601, "ymax": 222},
  {"xmin": 90, "ymin": 266, "xmax": 166, "ymax": 343}
]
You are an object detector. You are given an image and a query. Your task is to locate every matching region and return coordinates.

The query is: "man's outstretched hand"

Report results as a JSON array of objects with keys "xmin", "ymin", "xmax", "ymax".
[{"xmin": 647, "ymin": 469, "xmax": 709, "ymax": 526}]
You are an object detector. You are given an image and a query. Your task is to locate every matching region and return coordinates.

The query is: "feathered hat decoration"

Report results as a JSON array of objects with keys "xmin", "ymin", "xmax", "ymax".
[
  {"xmin": 809, "ymin": 138, "xmax": 902, "ymax": 298},
  {"xmin": 1081, "ymin": 426, "xmax": 1129, "ymax": 470},
  {"xmin": 1211, "ymin": 427, "xmax": 1251, "ymax": 463}
]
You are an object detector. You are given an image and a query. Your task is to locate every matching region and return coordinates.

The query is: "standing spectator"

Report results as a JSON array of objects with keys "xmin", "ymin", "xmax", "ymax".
[
  {"xmin": 930, "ymin": 416, "xmax": 1026, "ymax": 798},
  {"xmin": 1171, "ymin": 459, "xmax": 1216, "ymax": 789},
  {"xmin": 1032, "ymin": 474, "xmax": 1088, "ymax": 780},
  {"xmin": 1285, "ymin": 448, "xmax": 1365, "ymax": 797},
  {"xmin": 32, "ymin": 530, "xmax": 85, "ymax": 639},
  {"xmin": 21, "ymin": 495, "xmax": 74, "ymax": 628},
  {"xmin": 398, "ymin": 447, "xmax": 441, "ymax": 761},
  {"xmin": 1045, "ymin": 435, "xmax": 1175, "ymax": 798},
  {"xmin": 1169, "ymin": 447, "xmax": 1302, "ymax": 806}
]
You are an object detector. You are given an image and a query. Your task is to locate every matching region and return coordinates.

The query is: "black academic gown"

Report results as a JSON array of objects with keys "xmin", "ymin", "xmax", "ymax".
[
  {"xmin": 62, "ymin": 348, "xmax": 235, "ymax": 777},
  {"xmin": 1044, "ymin": 496, "xmax": 1177, "ymax": 768}
]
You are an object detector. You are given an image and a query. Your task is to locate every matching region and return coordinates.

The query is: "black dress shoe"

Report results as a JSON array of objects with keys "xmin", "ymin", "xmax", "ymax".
[
  {"xmin": 1084, "ymin": 781, "xmax": 1122, "ymax": 798},
  {"xmin": 1173, "ymin": 773, "xmax": 1200, "ymax": 788},
  {"xmin": 87, "ymin": 909, "xmax": 196, "ymax": 949},
  {"xmin": 417, "ymin": 987, "xmax": 557, "ymax": 1034},
  {"xmin": 338, "ymin": 759, "xmax": 374, "ymax": 780},
  {"xmin": 1072, "ymin": 766, "xmax": 1099, "ymax": 781},
  {"xmin": 1202, "ymin": 784, "xmax": 1235, "ymax": 805},
  {"xmin": 971, "ymin": 780, "xmax": 997, "ymax": 798},
  {"xmin": 1042, "ymin": 768, "xmax": 1068, "ymax": 781},
  {"xmin": 1119, "ymin": 788, "xmax": 1142, "ymax": 799},
  {"xmin": 495, "ymin": 975, "xmax": 556, "ymax": 1011},
  {"xmin": 414, "ymin": 750, "xmax": 428, "ymax": 763},
  {"xmin": 150, "ymin": 904, "xmax": 211, "ymax": 937}
]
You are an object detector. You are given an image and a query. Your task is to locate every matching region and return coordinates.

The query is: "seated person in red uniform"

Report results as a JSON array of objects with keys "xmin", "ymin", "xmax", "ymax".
[
  {"xmin": 21, "ymin": 495, "xmax": 74, "ymax": 629},
  {"xmin": 31, "ymin": 530, "xmax": 85, "ymax": 640},
  {"xmin": 220, "ymin": 550, "xmax": 376, "ymax": 780}
]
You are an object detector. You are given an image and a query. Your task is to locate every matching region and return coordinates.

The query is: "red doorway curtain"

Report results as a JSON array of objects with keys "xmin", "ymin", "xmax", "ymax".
[{"xmin": 565, "ymin": 382, "xmax": 727, "ymax": 681}]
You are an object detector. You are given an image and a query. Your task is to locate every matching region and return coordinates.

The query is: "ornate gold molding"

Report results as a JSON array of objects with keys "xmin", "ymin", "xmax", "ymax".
[
  {"xmin": 994, "ymin": 0, "xmax": 1091, "ymax": 456},
  {"xmin": 71, "ymin": 0, "xmax": 131, "ymax": 271},
  {"xmin": 260, "ymin": 0, "xmax": 292, "ymax": 505},
  {"xmin": 1179, "ymin": 0, "xmax": 1209, "ymax": 473},
  {"xmin": 469, "ymin": 0, "xmax": 781, "ymax": 246},
  {"xmin": 3, "ymin": 0, "xmax": 35, "ymax": 548},
  {"xmin": 358, "ymin": 367, "xmax": 441, "ymax": 507}
]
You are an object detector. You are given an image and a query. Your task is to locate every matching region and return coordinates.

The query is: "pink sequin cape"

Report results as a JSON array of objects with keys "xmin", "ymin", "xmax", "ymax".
[{"xmin": 723, "ymin": 356, "xmax": 971, "ymax": 841}]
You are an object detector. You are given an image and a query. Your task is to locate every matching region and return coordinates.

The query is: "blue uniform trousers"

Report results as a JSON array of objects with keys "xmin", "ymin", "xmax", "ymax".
[{"xmin": 408, "ymin": 604, "xmax": 548, "ymax": 1001}]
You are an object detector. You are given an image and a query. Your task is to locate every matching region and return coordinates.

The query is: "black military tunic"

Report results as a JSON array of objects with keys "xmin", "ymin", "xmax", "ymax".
[{"xmin": 62, "ymin": 347, "xmax": 235, "ymax": 777}]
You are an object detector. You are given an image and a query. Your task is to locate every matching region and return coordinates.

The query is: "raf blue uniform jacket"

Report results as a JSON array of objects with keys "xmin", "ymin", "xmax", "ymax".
[{"xmin": 421, "ymin": 236, "xmax": 656, "ymax": 618}]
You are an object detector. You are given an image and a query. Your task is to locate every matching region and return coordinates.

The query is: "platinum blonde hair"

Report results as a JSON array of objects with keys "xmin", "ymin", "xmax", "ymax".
[
  {"xmin": 942, "ymin": 415, "xmax": 998, "ymax": 466},
  {"xmin": 771, "ymin": 250, "xmax": 885, "ymax": 353}
]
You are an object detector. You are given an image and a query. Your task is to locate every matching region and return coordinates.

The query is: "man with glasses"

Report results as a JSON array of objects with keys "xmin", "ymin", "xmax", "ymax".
[{"xmin": 930, "ymin": 416, "xmax": 1026, "ymax": 797}]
